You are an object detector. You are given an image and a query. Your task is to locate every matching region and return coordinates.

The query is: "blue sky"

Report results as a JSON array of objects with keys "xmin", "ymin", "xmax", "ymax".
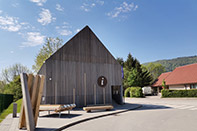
[{"xmin": 0, "ymin": 0, "xmax": 197, "ymax": 73}]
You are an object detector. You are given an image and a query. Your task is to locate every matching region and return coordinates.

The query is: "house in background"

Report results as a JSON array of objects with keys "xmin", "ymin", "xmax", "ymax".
[
  {"xmin": 38, "ymin": 26, "xmax": 123, "ymax": 107},
  {"xmin": 152, "ymin": 72, "xmax": 171, "ymax": 93},
  {"xmin": 152, "ymin": 63, "xmax": 197, "ymax": 94}
]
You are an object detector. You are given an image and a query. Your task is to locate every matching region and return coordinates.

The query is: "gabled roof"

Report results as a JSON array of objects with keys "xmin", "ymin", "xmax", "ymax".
[
  {"xmin": 165, "ymin": 63, "xmax": 197, "ymax": 85},
  {"xmin": 152, "ymin": 63, "xmax": 197, "ymax": 87},
  {"xmin": 44, "ymin": 25, "xmax": 119, "ymax": 65},
  {"xmin": 152, "ymin": 72, "xmax": 171, "ymax": 87}
]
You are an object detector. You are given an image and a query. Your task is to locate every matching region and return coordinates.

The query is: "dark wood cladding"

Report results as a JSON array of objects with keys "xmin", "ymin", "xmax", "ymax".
[{"xmin": 38, "ymin": 26, "xmax": 122, "ymax": 107}]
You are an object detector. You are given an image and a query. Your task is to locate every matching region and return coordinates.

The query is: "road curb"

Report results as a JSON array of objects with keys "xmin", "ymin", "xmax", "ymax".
[{"xmin": 56, "ymin": 104, "xmax": 142, "ymax": 131}]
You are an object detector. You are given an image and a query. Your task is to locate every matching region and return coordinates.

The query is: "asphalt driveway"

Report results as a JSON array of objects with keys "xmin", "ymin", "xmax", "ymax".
[{"xmin": 67, "ymin": 97, "xmax": 197, "ymax": 131}]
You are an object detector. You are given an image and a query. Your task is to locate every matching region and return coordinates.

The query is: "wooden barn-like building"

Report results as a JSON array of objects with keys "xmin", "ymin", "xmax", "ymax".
[{"xmin": 38, "ymin": 26, "xmax": 123, "ymax": 107}]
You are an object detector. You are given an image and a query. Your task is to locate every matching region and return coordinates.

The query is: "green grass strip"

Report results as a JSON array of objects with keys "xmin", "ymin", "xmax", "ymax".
[{"xmin": 0, "ymin": 99, "xmax": 22, "ymax": 123}]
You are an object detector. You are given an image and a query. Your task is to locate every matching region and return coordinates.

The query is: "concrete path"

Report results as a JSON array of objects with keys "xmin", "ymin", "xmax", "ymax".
[{"xmin": 0, "ymin": 101, "xmax": 141, "ymax": 131}]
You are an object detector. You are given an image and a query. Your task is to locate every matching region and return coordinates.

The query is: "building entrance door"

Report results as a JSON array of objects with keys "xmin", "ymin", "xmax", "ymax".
[{"xmin": 111, "ymin": 85, "xmax": 123, "ymax": 105}]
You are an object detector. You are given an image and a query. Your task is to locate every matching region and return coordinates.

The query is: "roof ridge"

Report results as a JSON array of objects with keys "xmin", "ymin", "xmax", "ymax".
[{"xmin": 175, "ymin": 63, "xmax": 197, "ymax": 69}]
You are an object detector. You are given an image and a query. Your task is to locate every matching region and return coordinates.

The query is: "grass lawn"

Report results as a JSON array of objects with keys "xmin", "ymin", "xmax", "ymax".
[{"xmin": 0, "ymin": 99, "xmax": 22, "ymax": 123}]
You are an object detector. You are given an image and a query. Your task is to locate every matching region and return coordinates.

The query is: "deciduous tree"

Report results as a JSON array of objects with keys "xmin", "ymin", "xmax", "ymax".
[
  {"xmin": 32, "ymin": 37, "xmax": 63, "ymax": 72},
  {"xmin": 144, "ymin": 63, "xmax": 165, "ymax": 83},
  {"xmin": 3, "ymin": 75, "xmax": 22, "ymax": 101},
  {"xmin": 1, "ymin": 63, "xmax": 31, "ymax": 83}
]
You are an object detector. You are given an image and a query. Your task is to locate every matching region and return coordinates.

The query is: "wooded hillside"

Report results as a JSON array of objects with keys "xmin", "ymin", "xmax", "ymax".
[{"xmin": 143, "ymin": 56, "xmax": 197, "ymax": 72}]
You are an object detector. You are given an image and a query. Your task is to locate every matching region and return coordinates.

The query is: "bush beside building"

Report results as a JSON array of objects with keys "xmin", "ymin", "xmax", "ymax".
[{"xmin": 124, "ymin": 87, "xmax": 143, "ymax": 98}]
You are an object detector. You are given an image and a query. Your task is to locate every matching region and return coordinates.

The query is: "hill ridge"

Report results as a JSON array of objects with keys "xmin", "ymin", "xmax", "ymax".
[{"xmin": 143, "ymin": 55, "xmax": 197, "ymax": 72}]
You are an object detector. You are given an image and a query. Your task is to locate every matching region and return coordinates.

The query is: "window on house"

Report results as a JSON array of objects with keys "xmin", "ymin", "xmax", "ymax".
[
  {"xmin": 191, "ymin": 84, "xmax": 194, "ymax": 89},
  {"xmin": 195, "ymin": 84, "xmax": 197, "ymax": 89}
]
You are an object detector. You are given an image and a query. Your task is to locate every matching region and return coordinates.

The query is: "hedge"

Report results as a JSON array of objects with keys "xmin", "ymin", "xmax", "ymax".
[
  {"xmin": 124, "ymin": 87, "xmax": 143, "ymax": 98},
  {"xmin": 0, "ymin": 94, "xmax": 13, "ymax": 114},
  {"xmin": 124, "ymin": 87, "xmax": 131, "ymax": 97},
  {"xmin": 161, "ymin": 89, "xmax": 197, "ymax": 97}
]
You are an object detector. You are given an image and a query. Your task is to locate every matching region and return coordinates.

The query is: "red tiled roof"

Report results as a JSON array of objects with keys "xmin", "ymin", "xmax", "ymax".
[
  {"xmin": 152, "ymin": 72, "xmax": 171, "ymax": 87},
  {"xmin": 165, "ymin": 63, "xmax": 197, "ymax": 85}
]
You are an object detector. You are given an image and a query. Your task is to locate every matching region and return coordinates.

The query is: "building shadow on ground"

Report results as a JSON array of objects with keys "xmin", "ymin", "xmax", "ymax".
[
  {"xmin": 35, "ymin": 127, "xmax": 57, "ymax": 131},
  {"xmin": 115, "ymin": 103, "xmax": 172, "ymax": 111},
  {"xmin": 40, "ymin": 113, "xmax": 81, "ymax": 119},
  {"xmin": 136, "ymin": 104, "xmax": 172, "ymax": 111}
]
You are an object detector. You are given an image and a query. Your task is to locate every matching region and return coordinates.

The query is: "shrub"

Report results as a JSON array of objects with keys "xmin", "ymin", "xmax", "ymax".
[
  {"xmin": 124, "ymin": 87, "xmax": 131, "ymax": 97},
  {"xmin": 3, "ymin": 76, "xmax": 22, "ymax": 102},
  {"xmin": 161, "ymin": 89, "xmax": 197, "ymax": 97},
  {"xmin": 130, "ymin": 87, "xmax": 143, "ymax": 98}
]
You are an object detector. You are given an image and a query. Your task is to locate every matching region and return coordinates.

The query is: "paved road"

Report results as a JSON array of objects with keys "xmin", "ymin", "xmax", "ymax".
[{"xmin": 67, "ymin": 97, "xmax": 197, "ymax": 131}]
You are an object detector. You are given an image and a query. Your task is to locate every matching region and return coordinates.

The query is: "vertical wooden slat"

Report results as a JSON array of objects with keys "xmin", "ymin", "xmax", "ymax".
[
  {"xmin": 73, "ymin": 88, "xmax": 75, "ymax": 104},
  {"xmin": 103, "ymin": 88, "xmax": 105, "ymax": 104},
  {"xmin": 19, "ymin": 74, "xmax": 34, "ymax": 129},
  {"xmin": 18, "ymin": 103, "xmax": 26, "ymax": 129},
  {"xmin": 31, "ymin": 75, "xmax": 39, "ymax": 111},
  {"xmin": 55, "ymin": 82, "xmax": 57, "ymax": 104},
  {"xmin": 34, "ymin": 75, "xmax": 45, "ymax": 126},
  {"xmin": 94, "ymin": 84, "xmax": 96, "ymax": 105},
  {"xmin": 20, "ymin": 73, "xmax": 35, "ymax": 131},
  {"xmin": 84, "ymin": 73, "xmax": 86, "ymax": 106}
]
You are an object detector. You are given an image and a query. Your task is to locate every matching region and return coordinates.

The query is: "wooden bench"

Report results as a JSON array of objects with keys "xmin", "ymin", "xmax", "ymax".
[
  {"xmin": 39, "ymin": 104, "xmax": 76, "ymax": 117},
  {"xmin": 83, "ymin": 105, "xmax": 113, "ymax": 112}
]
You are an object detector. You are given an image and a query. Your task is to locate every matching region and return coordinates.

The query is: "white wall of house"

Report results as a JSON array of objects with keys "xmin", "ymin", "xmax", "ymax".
[{"xmin": 169, "ymin": 85, "xmax": 185, "ymax": 90}]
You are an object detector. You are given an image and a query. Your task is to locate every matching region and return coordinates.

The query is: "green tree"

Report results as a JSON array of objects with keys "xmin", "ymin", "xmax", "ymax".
[
  {"xmin": 127, "ymin": 68, "xmax": 142, "ymax": 87},
  {"xmin": 123, "ymin": 53, "xmax": 153, "ymax": 88},
  {"xmin": 123, "ymin": 68, "xmax": 130, "ymax": 89},
  {"xmin": 32, "ymin": 37, "xmax": 63, "ymax": 72},
  {"xmin": 144, "ymin": 63, "xmax": 165, "ymax": 83},
  {"xmin": 140, "ymin": 68, "xmax": 153, "ymax": 86},
  {"xmin": 0, "ymin": 80, "xmax": 6, "ymax": 93},
  {"xmin": 125, "ymin": 53, "xmax": 136, "ymax": 70},
  {"xmin": 162, "ymin": 79, "xmax": 167, "ymax": 89},
  {"xmin": 127, "ymin": 67, "xmax": 152, "ymax": 87},
  {"xmin": 116, "ymin": 57, "xmax": 124, "ymax": 66},
  {"xmin": 1, "ymin": 63, "xmax": 31, "ymax": 83},
  {"xmin": 3, "ymin": 75, "xmax": 22, "ymax": 101}
]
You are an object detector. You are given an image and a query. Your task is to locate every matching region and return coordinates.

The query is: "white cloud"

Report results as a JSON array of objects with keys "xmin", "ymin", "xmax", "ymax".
[
  {"xmin": 56, "ymin": 22, "xmax": 72, "ymax": 36},
  {"xmin": 59, "ymin": 30, "xmax": 72, "ymax": 36},
  {"xmin": 0, "ymin": 15, "xmax": 21, "ymax": 32},
  {"xmin": 22, "ymin": 32, "xmax": 45, "ymax": 47},
  {"xmin": 0, "ymin": 12, "xmax": 35, "ymax": 32},
  {"xmin": 133, "ymin": 5, "xmax": 138, "ymax": 11},
  {"xmin": 81, "ymin": 3, "xmax": 91, "ymax": 12},
  {"xmin": 0, "ymin": 10, "xmax": 2, "ymax": 14},
  {"xmin": 10, "ymin": 51, "xmax": 14, "ymax": 54},
  {"xmin": 37, "ymin": 8, "xmax": 55, "ymax": 25},
  {"xmin": 56, "ymin": 4, "xmax": 64, "ymax": 11},
  {"xmin": 12, "ymin": 3, "xmax": 19, "ymax": 7},
  {"xmin": 107, "ymin": 2, "xmax": 138, "ymax": 18},
  {"xmin": 29, "ymin": 0, "xmax": 47, "ymax": 6},
  {"xmin": 55, "ymin": 26, "xmax": 60, "ymax": 29},
  {"xmin": 96, "ymin": 0, "xmax": 104, "ymax": 5},
  {"xmin": 81, "ymin": 0, "xmax": 104, "ymax": 12}
]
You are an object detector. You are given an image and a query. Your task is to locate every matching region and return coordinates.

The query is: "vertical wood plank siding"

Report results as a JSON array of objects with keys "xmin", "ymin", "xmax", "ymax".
[{"xmin": 38, "ymin": 26, "xmax": 122, "ymax": 107}]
